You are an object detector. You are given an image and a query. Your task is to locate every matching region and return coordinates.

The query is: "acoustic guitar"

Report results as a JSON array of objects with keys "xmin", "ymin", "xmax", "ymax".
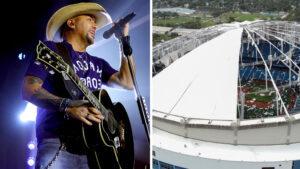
[{"xmin": 36, "ymin": 41, "xmax": 135, "ymax": 169}]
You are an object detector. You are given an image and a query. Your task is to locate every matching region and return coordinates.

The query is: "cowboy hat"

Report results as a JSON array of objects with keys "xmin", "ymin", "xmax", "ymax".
[{"xmin": 46, "ymin": 2, "xmax": 112, "ymax": 41}]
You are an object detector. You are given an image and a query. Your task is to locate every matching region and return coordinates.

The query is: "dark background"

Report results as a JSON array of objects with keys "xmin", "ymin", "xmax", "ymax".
[{"xmin": 0, "ymin": 0, "xmax": 150, "ymax": 168}]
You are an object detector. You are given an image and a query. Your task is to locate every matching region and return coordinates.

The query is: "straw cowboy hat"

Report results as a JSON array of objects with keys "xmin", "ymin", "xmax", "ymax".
[{"xmin": 46, "ymin": 2, "xmax": 112, "ymax": 41}]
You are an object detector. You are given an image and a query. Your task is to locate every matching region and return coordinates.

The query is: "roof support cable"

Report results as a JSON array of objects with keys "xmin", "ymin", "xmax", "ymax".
[
  {"xmin": 252, "ymin": 27, "xmax": 300, "ymax": 54},
  {"xmin": 247, "ymin": 28, "xmax": 300, "ymax": 76},
  {"xmin": 245, "ymin": 27, "xmax": 290, "ymax": 118}
]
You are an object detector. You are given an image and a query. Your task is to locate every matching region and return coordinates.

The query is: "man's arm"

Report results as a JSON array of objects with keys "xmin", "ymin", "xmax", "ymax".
[
  {"xmin": 106, "ymin": 23, "xmax": 135, "ymax": 90},
  {"xmin": 22, "ymin": 75, "xmax": 62, "ymax": 110},
  {"xmin": 107, "ymin": 55, "xmax": 135, "ymax": 90},
  {"xmin": 22, "ymin": 75, "xmax": 104, "ymax": 125}
]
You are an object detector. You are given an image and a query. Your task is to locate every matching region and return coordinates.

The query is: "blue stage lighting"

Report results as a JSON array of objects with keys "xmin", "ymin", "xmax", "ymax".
[
  {"xmin": 28, "ymin": 142, "xmax": 35, "ymax": 150},
  {"xmin": 18, "ymin": 53, "xmax": 26, "ymax": 60},
  {"xmin": 27, "ymin": 157, "xmax": 35, "ymax": 166},
  {"xmin": 20, "ymin": 103, "xmax": 37, "ymax": 122}
]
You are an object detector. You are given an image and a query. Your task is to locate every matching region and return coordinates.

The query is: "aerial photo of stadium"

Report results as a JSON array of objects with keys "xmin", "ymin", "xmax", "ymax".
[{"xmin": 152, "ymin": 20, "xmax": 300, "ymax": 169}]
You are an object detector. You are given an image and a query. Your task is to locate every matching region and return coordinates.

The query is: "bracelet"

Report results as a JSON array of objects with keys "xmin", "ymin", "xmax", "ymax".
[
  {"xmin": 59, "ymin": 98, "xmax": 66, "ymax": 112},
  {"xmin": 58, "ymin": 98, "xmax": 72, "ymax": 112},
  {"xmin": 64, "ymin": 99, "xmax": 72, "ymax": 112},
  {"xmin": 59, "ymin": 98, "xmax": 72, "ymax": 120}
]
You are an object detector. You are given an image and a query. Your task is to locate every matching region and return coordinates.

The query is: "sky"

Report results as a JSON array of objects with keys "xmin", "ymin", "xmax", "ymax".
[{"xmin": 0, "ymin": 0, "xmax": 150, "ymax": 168}]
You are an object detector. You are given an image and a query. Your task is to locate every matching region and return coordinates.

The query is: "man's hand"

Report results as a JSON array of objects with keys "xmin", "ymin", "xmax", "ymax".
[
  {"xmin": 113, "ymin": 21, "xmax": 129, "ymax": 39},
  {"xmin": 66, "ymin": 100, "xmax": 104, "ymax": 126}
]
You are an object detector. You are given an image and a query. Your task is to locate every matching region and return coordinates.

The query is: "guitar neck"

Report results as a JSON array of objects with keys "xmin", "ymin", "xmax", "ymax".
[
  {"xmin": 65, "ymin": 66, "xmax": 108, "ymax": 119},
  {"xmin": 36, "ymin": 41, "xmax": 109, "ymax": 120}
]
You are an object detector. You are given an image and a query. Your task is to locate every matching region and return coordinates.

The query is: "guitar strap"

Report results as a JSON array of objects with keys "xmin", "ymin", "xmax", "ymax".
[
  {"xmin": 54, "ymin": 42, "xmax": 81, "ymax": 100},
  {"xmin": 54, "ymin": 42, "xmax": 88, "ymax": 155},
  {"xmin": 43, "ymin": 43, "xmax": 83, "ymax": 169}
]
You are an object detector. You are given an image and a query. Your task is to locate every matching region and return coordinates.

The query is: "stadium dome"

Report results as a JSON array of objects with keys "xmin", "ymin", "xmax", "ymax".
[{"xmin": 152, "ymin": 21, "xmax": 300, "ymax": 169}]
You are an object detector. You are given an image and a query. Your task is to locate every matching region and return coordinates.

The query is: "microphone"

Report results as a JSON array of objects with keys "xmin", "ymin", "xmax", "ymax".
[{"xmin": 103, "ymin": 12, "xmax": 136, "ymax": 39}]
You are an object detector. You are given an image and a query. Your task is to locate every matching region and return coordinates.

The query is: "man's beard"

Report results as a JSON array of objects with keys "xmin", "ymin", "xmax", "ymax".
[{"xmin": 86, "ymin": 34, "xmax": 94, "ymax": 45}]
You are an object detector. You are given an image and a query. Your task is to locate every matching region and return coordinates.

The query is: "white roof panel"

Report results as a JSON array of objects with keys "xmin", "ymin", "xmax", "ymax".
[{"xmin": 153, "ymin": 28, "xmax": 243, "ymax": 120}]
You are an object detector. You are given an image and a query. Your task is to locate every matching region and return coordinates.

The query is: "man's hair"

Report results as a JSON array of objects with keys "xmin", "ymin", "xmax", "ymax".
[
  {"xmin": 59, "ymin": 14, "xmax": 96, "ymax": 39},
  {"xmin": 59, "ymin": 22, "xmax": 71, "ymax": 39}
]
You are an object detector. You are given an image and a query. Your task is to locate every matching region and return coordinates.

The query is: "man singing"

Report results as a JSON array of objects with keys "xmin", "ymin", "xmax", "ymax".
[{"xmin": 22, "ymin": 2, "xmax": 135, "ymax": 169}]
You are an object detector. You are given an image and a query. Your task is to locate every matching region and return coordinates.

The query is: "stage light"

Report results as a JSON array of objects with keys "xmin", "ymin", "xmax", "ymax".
[
  {"xmin": 28, "ymin": 142, "xmax": 35, "ymax": 150},
  {"xmin": 18, "ymin": 52, "xmax": 26, "ymax": 60},
  {"xmin": 27, "ymin": 157, "xmax": 35, "ymax": 166},
  {"xmin": 20, "ymin": 102, "xmax": 37, "ymax": 122}
]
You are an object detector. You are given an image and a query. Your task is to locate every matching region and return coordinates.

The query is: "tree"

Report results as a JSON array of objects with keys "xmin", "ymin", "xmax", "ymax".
[{"xmin": 228, "ymin": 16, "xmax": 235, "ymax": 23}]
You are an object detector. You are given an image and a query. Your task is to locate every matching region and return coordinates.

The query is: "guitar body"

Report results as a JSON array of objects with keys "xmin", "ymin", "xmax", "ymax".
[{"xmin": 82, "ymin": 89, "xmax": 135, "ymax": 169}]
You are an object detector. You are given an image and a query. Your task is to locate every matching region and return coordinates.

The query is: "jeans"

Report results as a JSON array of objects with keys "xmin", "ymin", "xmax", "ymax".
[{"xmin": 35, "ymin": 138, "xmax": 89, "ymax": 169}]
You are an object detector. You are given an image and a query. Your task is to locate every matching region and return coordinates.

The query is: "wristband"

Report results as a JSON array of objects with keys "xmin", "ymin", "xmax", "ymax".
[
  {"xmin": 121, "ymin": 36, "xmax": 132, "ymax": 56},
  {"xmin": 60, "ymin": 98, "xmax": 72, "ymax": 120},
  {"xmin": 64, "ymin": 99, "xmax": 72, "ymax": 112},
  {"xmin": 58, "ymin": 98, "xmax": 72, "ymax": 112},
  {"xmin": 121, "ymin": 35, "xmax": 130, "ymax": 44},
  {"xmin": 59, "ymin": 98, "xmax": 66, "ymax": 112}
]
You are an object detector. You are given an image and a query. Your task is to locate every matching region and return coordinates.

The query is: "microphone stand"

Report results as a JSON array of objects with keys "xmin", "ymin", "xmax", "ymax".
[{"xmin": 116, "ymin": 27, "xmax": 150, "ymax": 143}]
